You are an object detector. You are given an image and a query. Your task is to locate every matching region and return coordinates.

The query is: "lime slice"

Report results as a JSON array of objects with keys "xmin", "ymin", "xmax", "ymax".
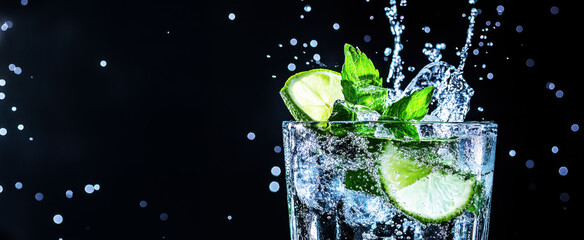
[
  {"xmin": 280, "ymin": 69, "xmax": 344, "ymax": 121},
  {"xmin": 380, "ymin": 144, "xmax": 474, "ymax": 223}
]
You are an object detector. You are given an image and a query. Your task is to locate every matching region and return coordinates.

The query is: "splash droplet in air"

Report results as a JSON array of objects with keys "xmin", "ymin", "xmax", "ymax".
[
  {"xmin": 53, "ymin": 214, "xmax": 64, "ymax": 224},
  {"xmin": 332, "ymin": 23, "xmax": 340, "ymax": 30}
]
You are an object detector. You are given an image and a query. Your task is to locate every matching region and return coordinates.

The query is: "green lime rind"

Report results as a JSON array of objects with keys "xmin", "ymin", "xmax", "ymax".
[
  {"xmin": 279, "ymin": 69, "xmax": 343, "ymax": 121},
  {"xmin": 381, "ymin": 172, "xmax": 475, "ymax": 224},
  {"xmin": 379, "ymin": 143, "xmax": 476, "ymax": 224},
  {"xmin": 280, "ymin": 86, "xmax": 314, "ymax": 121}
]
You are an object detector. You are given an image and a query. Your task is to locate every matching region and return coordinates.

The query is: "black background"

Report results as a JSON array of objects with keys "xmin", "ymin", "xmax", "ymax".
[{"xmin": 0, "ymin": 0, "xmax": 580, "ymax": 239}]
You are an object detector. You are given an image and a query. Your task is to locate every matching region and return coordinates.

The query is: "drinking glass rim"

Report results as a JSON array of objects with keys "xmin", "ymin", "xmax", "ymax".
[{"xmin": 283, "ymin": 120, "xmax": 497, "ymax": 127}]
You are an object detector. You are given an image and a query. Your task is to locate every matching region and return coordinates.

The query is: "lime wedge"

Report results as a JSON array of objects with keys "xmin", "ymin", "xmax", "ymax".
[
  {"xmin": 380, "ymin": 144, "xmax": 474, "ymax": 223},
  {"xmin": 280, "ymin": 69, "xmax": 344, "ymax": 121}
]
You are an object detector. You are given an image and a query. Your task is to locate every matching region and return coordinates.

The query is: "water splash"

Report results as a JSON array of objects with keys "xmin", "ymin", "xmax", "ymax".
[
  {"xmin": 384, "ymin": 0, "xmax": 407, "ymax": 100},
  {"xmin": 457, "ymin": 8, "xmax": 479, "ymax": 73},
  {"xmin": 384, "ymin": 1, "xmax": 478, "ymax": 122}
]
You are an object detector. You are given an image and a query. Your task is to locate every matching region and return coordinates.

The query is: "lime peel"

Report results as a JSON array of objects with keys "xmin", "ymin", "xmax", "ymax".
[
  {"xmin": 280, "ymin": 69, "xmax": 344, "ymax": 121},
  {"xmin": 380, "ymin": 144, "xmax": 475, "ymax": 223}
]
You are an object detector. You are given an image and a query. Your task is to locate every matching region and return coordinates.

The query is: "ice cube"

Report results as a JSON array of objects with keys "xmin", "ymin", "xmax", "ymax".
[
  {"xmin": 342, "ymin": 190, "xmax": 394, "ymax": 227},
  {"xmin": 402, "ymin": 61, "xmax": 474, "ymax": 122}
]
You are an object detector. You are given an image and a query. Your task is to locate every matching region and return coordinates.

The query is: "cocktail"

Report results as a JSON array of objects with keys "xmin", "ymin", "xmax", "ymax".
[{"xmin": 280, "ymin": 44, "xmax": 497, "ymax": 239}]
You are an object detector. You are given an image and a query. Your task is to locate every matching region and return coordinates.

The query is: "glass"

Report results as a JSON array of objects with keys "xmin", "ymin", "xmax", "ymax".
[{"xmin": 282, "ymin": 121, "xmax": 497, "ymax": 240}]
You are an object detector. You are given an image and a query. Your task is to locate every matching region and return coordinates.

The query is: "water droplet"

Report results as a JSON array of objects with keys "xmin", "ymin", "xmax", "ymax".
[
  {"xmin": 515, "ymin": 25, "xmax": 523, "ymax": 33},
  {"xmin": 422, "ymin": 26, "xmax": 431, "ymax": 33},
  {"xmin": 309, "ymin": 40, "xmax": 318, "ymax": 48},
  {"xmin": 384, "ymin": 47, "xmax": 392, "ymax": 56},
  {"xmin": 160, "ymin": 212, "xmax": 169, "ymax": 221},
  {"xmin": 560, "ymin": 192, "xmax": 569, "ymax": 202},
  {"xmin": 100, "ymin": 60, "xmax": 107, "ymax": 67},
  {"xmin": 509, "ymin": 149, "xmax": 516, "ymax": 157},
  {"xmin": 407, "ymin": 66, "xmax": 415, "ymax": 72},
  {"xmin": 290, "ymin": 38, "xmax": 297, "ymax": 46},
  {"xmin": 555, "ymin": 90, "xmax": 564, "ymax": 98},
  {"xmin": 228, "ymin": 13, "xmax": 236, "ymax": 20},
  {"xmin": 363, "ymin": 35, "xmax": 371, "ymax": 43},
  {"xmin": 66, "ymin": 190, "xmax": 73, "ymax": 198},
  {"xmin": 0, "ymin": 128, "xmax": 7, "ymax": 136},
  {"xmin": 287, "ymin": 63, "xmax": 296, "ymax": 71},
  {"xmin": 477, "ymin": 107, "xmax": 484, "ymax": 112},
  {"xmin": 17, "ymin": 124, "xmax": 24, "ymax": 130},
  {"xmin": 53, "ymin": 214, "xmax": 64, "ymax": 224},
  {"xmin": 571, "ymin": 123, "xmax": 579, "ymax": 132},
  {"xmin": 84, "ymin": 184, "xmax": 95, "ymax": 194},
  {"xmin": 266, "ymin": 54, "xmax": 271, "ymax": 58},
  {"xmin": 269, "ymin": 181, "xmax": 280, "ymax": 192},
  {"xmin": 15, "ymin": 182, "xmax": 23, "ymax": 189},
  {"xmin": 0, "ymin": 92, "xmax": 5, "ymax": 100},
  {"xmin": 550, "ymin": 6, "xmax": 559, "ymax": 15},
  {"xmin": 227, "ymin": 215, "xmax": 233, "ymax": 220},
  {"xmin": 525, "ymin": 58, "xmax": 535, "ymax": 68},
  {"xmin": 14, "ymin": 67, "xmax": 22, "ymax": 75},
  {"xmin": 246, "ymin": 132, "xmax": 256, "ymax": 140},
  {"xmin": 304, "ymin": 5, "xmax": 312, "ymax": 12},
  {"xmin": 551, "ymin": 146, "xmax": 559, "ymax": 154},
  {"xmin": 558, "ymin": 166, "xmax": 568, "ymax": 176},
  {"xmin": 332, "ymin": 23, "xmax": 340, "ymax": 30},
  {"xmin": 525, "ymin": 160, "xmax": 534, "ymax": 169},
  {"xmin": 546, "ymin": 82, "xmax": 555, "ymax": 90},
  {"xmin": 271, "ymin": 166, "xmax": 281, "ymax": 177},
  {"xmin": 20, "ymin": 0, "xmax": 28, "ymax": 6},
  {"xmin": 35, "ymin": 192, "xmax": 44, "ymax": 201},
  {"xmin": 139, "ymin": 200, "xmax": 148, "ymax": 208},
  {"xmin": 11, "ymin": 106, "xmax": 16, "ymax": 112},
  {"xmin": 0, "ymin": 185, "xmax": 3, "ymax": 193},
  {"xmin": 496, "ymin": 5, "xmax": 505, "ymax": 15},
  {"xmin": 313, "ymin": 53, "xmax": 321, "ymax": 61},
  {"xmin": 0, "ymin": 79, "xmax": 5, "ymax": 86},
  {"xmin": 487, "ymin": 73, "xmax": 494, "ymax": 79}
]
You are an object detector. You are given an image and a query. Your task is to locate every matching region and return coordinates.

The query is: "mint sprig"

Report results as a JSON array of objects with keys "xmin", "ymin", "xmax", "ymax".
[
  {"xmin": 340, "ymin": 44, "xmax": 388, "ymax": 113},
  {"xmin": 329, "ymin": 43, "xmax": 435, "ymax": 140},
  {"xmin": 380, "ymin": 86, "xmax": 434, "ymax": 140}
]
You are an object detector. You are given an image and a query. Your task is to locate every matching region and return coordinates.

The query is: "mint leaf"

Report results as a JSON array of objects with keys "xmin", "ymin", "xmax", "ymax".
[
  {"xmin": 382, "ymin": 86, "xmax": 434, "ymax": 121},
  {"xmin": 340, "ymin": 44, "xmax": 388, "ymax": 112},
  {"xmin": 390, "ymin": 122, "xmax": 420, "ymax": 140},
  {"xmin": 353, "ymin": 86, "xmax": 389, "ymax": 113},
  {"xmin": 379, "ymin": 87, "xmax": 434, "ymax": 140},
  {"xmin": 340, "ymin": 79, "xmax": 358, "ymax": 104},
  {"xmin": 341, "ymin": 44, "xmax": 382, "ymax": 87}
]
